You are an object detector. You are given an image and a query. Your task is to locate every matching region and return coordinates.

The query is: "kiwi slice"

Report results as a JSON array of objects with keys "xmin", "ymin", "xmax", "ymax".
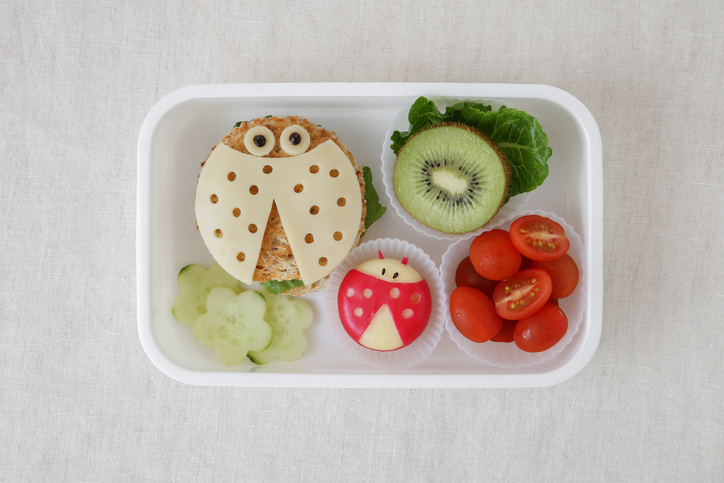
[{"xmin": 393, "ymin": 123, "xmax": 510, "ymax": 234}]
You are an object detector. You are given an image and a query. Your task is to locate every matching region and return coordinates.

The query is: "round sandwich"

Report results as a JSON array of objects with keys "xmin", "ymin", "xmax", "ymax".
[{"xmin": 195, "ymin": 116, "xmax": 368, "ymax": 296}]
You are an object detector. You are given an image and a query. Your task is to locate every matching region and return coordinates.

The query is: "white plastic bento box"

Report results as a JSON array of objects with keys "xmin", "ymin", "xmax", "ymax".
[{"xmin": 136, "ymin": 82, "xmax": 603, "ymax": 388}]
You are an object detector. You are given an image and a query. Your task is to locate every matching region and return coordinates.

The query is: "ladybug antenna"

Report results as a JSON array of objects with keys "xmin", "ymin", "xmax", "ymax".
[
  {"xmin": 401, "ymin": 257, "xmax": 409, "ymax": 265},
  {"xmin": 377, "ymin": 250, "xmax": 384, "ymax": 259}
]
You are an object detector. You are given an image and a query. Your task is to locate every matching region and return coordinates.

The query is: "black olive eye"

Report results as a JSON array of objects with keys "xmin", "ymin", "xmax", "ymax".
[
  {"xmin": 393, "ymin": 272, "xmax": 399, "ymax": 279},
  {"xmin": 382, "ymin": 268, "xmax": 386, "ymax": 275},
  {"xmin": 253, "ymin": 135, "xmax": 267, "ymax": 147},
  {"xmin": 289, "ymin": 132, "xmax": 302, "ymax": 145}
]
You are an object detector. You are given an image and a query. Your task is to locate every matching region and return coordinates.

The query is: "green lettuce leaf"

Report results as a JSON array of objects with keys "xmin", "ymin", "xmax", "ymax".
[
  {"xmin": 260, "ymin": 279, "xmax": 304, "ymax": 295},
  {"xmin": 390, "ymin": 97, "xmax": 552, "ymax": 198},
  {"xmin": 362, "ymin": 166, "xmax": 386, "ymax": 230}
]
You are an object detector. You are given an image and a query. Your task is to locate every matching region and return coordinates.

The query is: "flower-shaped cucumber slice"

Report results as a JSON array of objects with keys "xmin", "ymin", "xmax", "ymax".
[
  {"xmin": 248, "ymin": 290, "xmax": 314, "ymax": 364},
  {"xmin": 193, "ymin": 288, "xmax": 272, "ymax": 366},
  {"xmin": 172, "ymin": 264, "xmax": 241, "ymax": 325}
]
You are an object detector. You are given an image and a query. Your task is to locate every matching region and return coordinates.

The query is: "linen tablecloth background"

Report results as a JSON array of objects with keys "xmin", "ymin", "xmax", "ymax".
[{"xmin": 2, "ymin": 1, "xmax": 722, "ymax": 481}]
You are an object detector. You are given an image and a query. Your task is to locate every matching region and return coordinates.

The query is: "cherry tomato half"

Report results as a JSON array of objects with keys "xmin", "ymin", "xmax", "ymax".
[
  {"xmin": 450, "ymin": 286, "xmax": 503, "ymax": 343},
  {"xmin": 490, "ymin": 319, "xmax": 517, "ymax": 343},
  {"xmin": 509, "ymin": 215, "xmax": 570, "ymax": 262},
  {"xmin": 492, "ymin": 269, "xmax": 552, "ymax": 320},
  {"xmin": 531, "ymin": 253, "xmax": 579, "ymax": 298},
  {"xmin": 469, "ymin": 229, "xmax": 522, "ymax": 281},
  {"xmin": 513, "ymin": 303, "xmax": 568, "ymax": 353},
  {"xmin": 455, "ymin": 256, "xmax": 498, "ymax": 298}
]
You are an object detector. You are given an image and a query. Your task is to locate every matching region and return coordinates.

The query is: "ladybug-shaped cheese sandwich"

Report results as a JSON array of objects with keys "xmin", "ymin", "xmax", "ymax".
[{"xmin": 337, "ymin": 251, "xmax": 432, "ymax": 351}]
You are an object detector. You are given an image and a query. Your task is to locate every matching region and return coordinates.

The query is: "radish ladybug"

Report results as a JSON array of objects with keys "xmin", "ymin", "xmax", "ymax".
[{"xmin": 338, "ymin": 251, "xmax": 432, "ymax": 351}]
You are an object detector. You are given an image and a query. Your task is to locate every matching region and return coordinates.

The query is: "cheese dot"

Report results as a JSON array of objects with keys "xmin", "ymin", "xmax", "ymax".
[
  {"xmin": 237, "ymin": 252, "xmax": 246, "ymax": 262},
  {"xmin": 353, "ymin": 307, "xmax": 363, "ymax": 317},
  {"xmin": 362, "ymin": 289, "xmax": 372, "ymax": 299},
  {"xmin": 345, "ymin": 288, "xmax": 355, "ymax": 298},
  {"xmin": 318, "ymin": 257, "xmax": 328, "ymax": 266},
  {"xmin": 333, "ymin": 231, "xmax": 343, "ymax": 241},
  {"xmin": 294, "ymin": 184, "xmax": 304, "ymax": 193},
  {"xmin": 250, "ymin": 185, "xmax": 259, "ymax": 195},
  {"xmin": 309, "ymin": 165, "xmax": 319, "ymax": 174},
  {"xmin": 214, "ymin": 229, "xmax": 223, "ymax": 238},
  {"xmin": 389, "ymin": 287, "xmax": 400, "ymax": 299},
  {"xmin": 402, "ymin": 309, "xmax": 414, "ymax": 319},
  {"xmin": 305, "ymin": 233, "xmax": 314, "ymax": 244},
  {"xmin": 248, "ymin": 224, "xmax": 257, "ymax": 233},
  {"xmin": 310, "ymin": 205, "xmax": 319, "ymax": 215},
  {"xmin": 330, "ymin": 169, "xmax": 339, "ymax": 178},
  {"xmin": 411, "ymin": 293, "xmax": 421, "ymax": 304},
  {"xmin": 337, "ymin": 197, "xmax": 346, "ymax": 207},
  {"xmin": 227, "ymin": 172, "xmax": 236, "ymax": 181},
  {"xmin": 232, "ymin": 208, "xmax": 241, "ymax": 217},
  {"xmin": 210, "ymin": 194, "xmax": 218, "ymax": 204},
  {"xmin": 263, "ymin": 165, "xmax": 273, "ymax": 174}
]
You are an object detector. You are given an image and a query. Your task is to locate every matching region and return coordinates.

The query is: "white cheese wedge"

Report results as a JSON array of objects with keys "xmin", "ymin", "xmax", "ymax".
[
  {"xmin": 195, "ymin": 141, "xmax": 362, "ymax": 285},
  {"xmin": 358, "ymin": 305, "xmax": 404, "ymax": 351}
]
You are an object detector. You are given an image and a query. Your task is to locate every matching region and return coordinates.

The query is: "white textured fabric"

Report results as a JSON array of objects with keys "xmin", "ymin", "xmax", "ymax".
[{"xmin": 1, "ymin": 1, "xmax": 723, "ymax": 481}]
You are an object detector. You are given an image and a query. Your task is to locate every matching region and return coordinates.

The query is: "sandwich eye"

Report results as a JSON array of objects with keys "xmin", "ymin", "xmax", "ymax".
[
  {"xmin": 280, "ymin": 125, "xmax": 311, "ymax": 155},
  {"xmin": 393, "ymin": 272, "xmax": 399, "ymax": 279},
  {"xmin": 244, "ymin": 125, "xmax": 275, "ymax": 156},
  {"xmin": 382, "ymin": 268, "xmax": 386, "ymax": 276}
]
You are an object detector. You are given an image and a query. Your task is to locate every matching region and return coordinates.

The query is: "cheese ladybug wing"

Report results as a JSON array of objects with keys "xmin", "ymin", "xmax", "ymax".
[
  {"xmin": 195, "ymin": 140, "xmax": 361, "ymax": 286},
  {"xmin": 195, "ymin": 143, "xmax": 274, "ymax": 284},
  {"xmin": 272, "ymin": 140, "xmax": 362, "ymax": 285}
]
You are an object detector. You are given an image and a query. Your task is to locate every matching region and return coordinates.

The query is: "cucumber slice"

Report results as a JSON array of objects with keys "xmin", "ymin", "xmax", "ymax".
[
  {"xmin": 193, "ymin": 288, "xmax": 273, "ymax": 366},
  {"xmin": 248, "ymin": 290, "xmax": 313, "ymax": 364},
  {"xmin": 172, "ymin": 264, "xmax": 241, "ymax": 325}
]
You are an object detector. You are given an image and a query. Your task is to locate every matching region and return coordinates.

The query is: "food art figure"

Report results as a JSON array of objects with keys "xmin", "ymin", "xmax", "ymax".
[
  {"xmin": 338, "ymin": 251, "xmax": 432, "ymax": 351},
  {"xmin": 195, "ymin": 122, "xmax": 363, "ymax": 287}
]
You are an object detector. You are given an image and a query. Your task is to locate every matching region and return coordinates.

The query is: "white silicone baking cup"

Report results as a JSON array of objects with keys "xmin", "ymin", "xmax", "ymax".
[
  {"xmin": 323, "ymin": 238, "xmax": 445, "ymax": 370},
  {"xmin": 440, "ymin": 210, "xmax": 587, "ymax": 368},
  {"xmin": 380, "ymin": 96, "xmax": 533, "ymax": 242}
]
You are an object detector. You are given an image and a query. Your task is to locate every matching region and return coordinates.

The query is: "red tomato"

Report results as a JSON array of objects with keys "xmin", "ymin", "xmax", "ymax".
[
  {"xmin": 509, "ymin": 215, "xmax": 570, "ymax": 262},
  {"xmin": 513, "ymin": 303, "xmax": 568, "ymax": 352},
  {"xmin": 492, "ymin": 269, "xmax": 552, "ymax": 320},
  {"xmin": 469, "ymin": 229, "xmax": 522, "ymax": 281},
  {"xmin": 531, "ymin": 254, "xmax": 579, "ymax": 299},
  {"xmin": 490, "ymin": 319, "xmax": 517, "ymax": 343},
  {"xmin": 449, "ymin": 287, "xmax": 503, "ymax": 343},
  {"xmin": 519, "ymin": 255, "xmax": 533, "ymax": 271},
  {"xmin": 455, "ymin": 256, "xmax": 498, "ymax": 298}
]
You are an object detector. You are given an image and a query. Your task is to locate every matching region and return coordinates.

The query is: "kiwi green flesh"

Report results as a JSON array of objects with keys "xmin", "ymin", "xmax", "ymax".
[{"xmin": 393, "ymin": 125, "xmax": 509, "ymax": 234}]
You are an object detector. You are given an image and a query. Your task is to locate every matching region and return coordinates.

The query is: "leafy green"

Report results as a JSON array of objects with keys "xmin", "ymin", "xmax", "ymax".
[
  {"xmin": 261, "ymin": 279, "xmax": 305, "ymax": 295},
  {"xmin": 362, "ymin": 166, "xmax": 386, "ymax": 230},
  {"xmin": 390, "ymin": 97, "xmax": 552, "ymax": 198},
  {"xmin": 233, "ymin": 121, "xmax": 245, "ymax": 128}
]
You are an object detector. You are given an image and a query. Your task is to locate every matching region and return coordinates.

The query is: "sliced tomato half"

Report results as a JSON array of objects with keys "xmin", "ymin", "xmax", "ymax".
[
  {"xmin": 492, "ymin": 269, "xmax": 552, "ymax": 320},
  {"xmin": 509, "ymin": 215, "xmax": 570, "ymax": 262}
]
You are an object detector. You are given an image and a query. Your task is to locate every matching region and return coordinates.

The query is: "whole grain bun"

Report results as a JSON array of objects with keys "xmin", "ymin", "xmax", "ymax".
[{"xmin": 200, "ymin": 116, "xmax": 367, "ymax": 295}]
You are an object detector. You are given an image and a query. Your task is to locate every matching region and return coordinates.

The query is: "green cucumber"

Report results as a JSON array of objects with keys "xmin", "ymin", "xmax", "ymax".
[
  {"xmin": 193, "ymin": 288, "xmax": 273, "ymax": 366},
  {"xmin": 247, "ymin": 290, "xmax": 313, "ymax": 364},
  {"xmin": 172, "ymin": 264, "xmax": 241, "ymax": 325}
]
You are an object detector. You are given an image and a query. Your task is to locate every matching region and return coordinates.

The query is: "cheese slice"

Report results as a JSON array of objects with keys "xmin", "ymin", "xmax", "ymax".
[
  {"xmin": 195, "ymin": 141, "xmax": 362, "ymax": 285},
  {"xmin": 358, "ymin": 305, "xmax": 404, "ymax": 351}
]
